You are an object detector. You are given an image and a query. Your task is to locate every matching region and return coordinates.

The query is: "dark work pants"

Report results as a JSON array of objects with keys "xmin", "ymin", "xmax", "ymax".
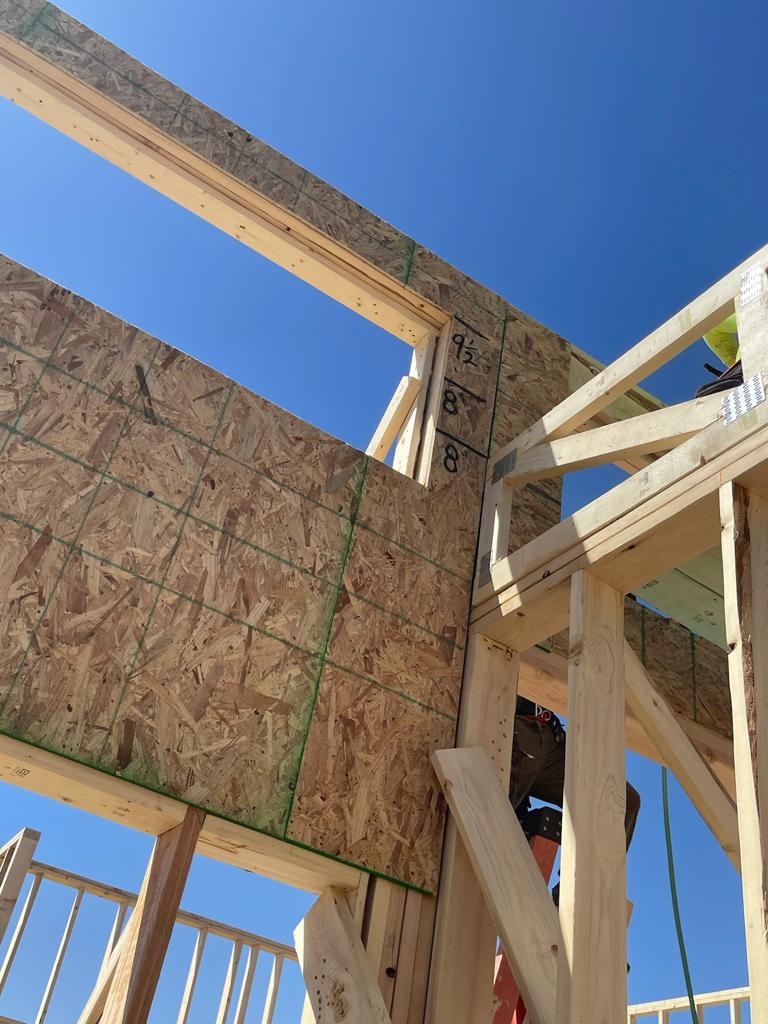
[{"xmin": 509, "ymin": 717, "xmax": 641, "ymax": 849}]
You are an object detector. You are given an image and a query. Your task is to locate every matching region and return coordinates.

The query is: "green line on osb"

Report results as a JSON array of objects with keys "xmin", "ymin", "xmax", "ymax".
[
  {"xmin": 280, "ymin": 456, "xmax": 369, "ymax": 837},
  {"xmin": 0, "ymin": 341, "xmax": 164, "ymax": 719},
  {"xmin": 94, "ymin": 382, "xmax": 235, "ymax": 764}
]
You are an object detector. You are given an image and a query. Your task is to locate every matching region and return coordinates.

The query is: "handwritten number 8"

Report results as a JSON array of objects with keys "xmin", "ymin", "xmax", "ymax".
[{"xmin": 443, "ymin": 443, "xmax": 459, "ymax": 474}]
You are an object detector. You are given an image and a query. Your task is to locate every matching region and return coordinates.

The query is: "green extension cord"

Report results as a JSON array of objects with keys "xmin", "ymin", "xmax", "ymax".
[{"xmin": 661, "ymin": 766, "xmax": 698, "ymax": 1024}]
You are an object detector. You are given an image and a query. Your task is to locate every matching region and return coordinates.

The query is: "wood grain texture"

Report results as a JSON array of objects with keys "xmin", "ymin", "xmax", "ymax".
[
  {"xmin": 0, "ymin": 254, "xmax": 479, "ymax": 887},
  {"xmin": 432, "ymin": 747, "xmax": 559, "ymax": 1024},
  {"xmin": 286, "ymin": 668, "xmax": 454, "ymax": 890},
  {"xmin": 557, "ymin": 571, "xmax": 626, "ymax": 1024},
  {"xmin": 102, "ymin": 807, "xmax": 204, "ymax": 1024},
  {"xmin": 427, "ymin": 636, "xmax": 519, "ymax": 1024},
  {"xmin": 720, "ymin": 483, "xmax": 768, "ymax": 1015},
  {"xmin": 295, "ymin": 888, "xmax": 391, "ymax": 1024}
]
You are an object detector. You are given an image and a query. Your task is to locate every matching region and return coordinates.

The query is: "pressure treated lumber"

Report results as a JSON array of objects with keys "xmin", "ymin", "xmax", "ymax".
[
  {"xmin": 557, "ymin": 572, "xmax": 626, "ymax": 1024},
  {"xmin": 101, "ymin": 807, "xmax": 204, "ymax": 1024},
  {"xmin": 490, "ymin": 239, "xmax": 768, "ymax": 477},
  {"xmin": 294, "ymin": 887, "xmax": 391, "ymax": 1024},
  {"xmin": 720, "ymin": 483, "xmax": 768, "ymax": 1016},
  {"xmin": 432, "ymin": 746, "xmax": 560, "ymax": 1024},
  {"xmin": 623, "ymin": 641, "xmax": 739, "ymax": 870},
  {"xmin": 503, "ymin": 391, "xmax": 722, "ymax": 486},
  {"xmin": 428, "ymin": 635, "xmax": 519, "ymax": 1024}
]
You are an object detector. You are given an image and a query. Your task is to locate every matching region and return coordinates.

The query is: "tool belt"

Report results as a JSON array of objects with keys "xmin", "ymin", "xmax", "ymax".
[{"xmin": 516, "ymin": 698, "xmax": 565, "ymax": 742}]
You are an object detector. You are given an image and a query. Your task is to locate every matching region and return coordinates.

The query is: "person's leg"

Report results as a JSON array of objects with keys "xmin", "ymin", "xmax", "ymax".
[{"xmin": 509, "ymin": 718, "xmax": 547, "ymax": 812}]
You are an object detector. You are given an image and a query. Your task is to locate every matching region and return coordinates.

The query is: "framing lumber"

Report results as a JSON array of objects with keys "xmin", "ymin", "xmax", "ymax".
[
  {"xmin": 557, "ymin": 572, "xmax": 626, "ymax": 1024},
  {"xmin": 474, "ymin": 382, "xmax": 768, "ymax": 650},
  {"xmin": 102, "ymin": 807, "xmax": 204, "ymax": 1024},
  {"xmin": 0, "ymin": 735, "xmax": 361, "ymax": 893},
  {"xmin": 519, "ymin": 646, "xmax": 736, "ymax": 798},
  {"xmin": 623, "ymin": 641, "xmax": 739, "ymax": 869},
  {"xmin": 294, "ymin": 887, "xmax": 392, "ymax": 1024},
  {"xmin": 76, "ymin": 927, "xmax": 129, "ymax": 1024},
  {"xmin": 490, "ymin": 241, "xmax": 768, "ymax": 478},
  {"xmin": 0, "ymin": 30, "xmax": 444, "ymax": 347},
  {"xmin": 0, "ymin": 828, "xmax": 39, "ymax": 946},
  {"xmin": 392, "ymin": 336, "xmax": 436, "ymax": 478},
  {"xmin": 366, "ymin": 375, "xmax": 422, "ymax": 459},
  {"xmin": 432, "ymin": 746, "xmax": 560, "ymax": 1024},
  {"xmin": 720, "ymin": 483, "xmax": 768, "ymax": 1015},
  {"xmin": 427, "ymin": 635, "xmax": 519, "ymax": 1024},
  {"xmin": 503, "ymin": 391, "xmax": 722, "ymax": 486}
]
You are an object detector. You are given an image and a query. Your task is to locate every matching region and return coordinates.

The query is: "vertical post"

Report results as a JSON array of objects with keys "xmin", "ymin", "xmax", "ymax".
[
  {"xmin": 0, "ymin": 827, "xmax": 40, "ymax": 945},
  {"xmin": 102, "ymin": 807, "xmax": 204, "ymax": 1024},
  {"xmin": 427, "ymin": 634, "xmax": 520, "ymax": 1024},
  {"xmin": 735, "ymin": 260, "xmax": 768, "ymax": 380},
  {"xmin": 557, "ymin": 570, "xmax": 626, "ymax": 1024},
  {"xmin": 720, "ymin": 482, "xmax": 768, "ymax": 1015}
]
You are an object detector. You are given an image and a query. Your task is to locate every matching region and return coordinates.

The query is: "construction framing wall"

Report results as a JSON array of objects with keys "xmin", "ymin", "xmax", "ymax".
[
  {"xmin": 0, "ymin": 4, "xmax": 751, "ymax": 1021},
  {"xmin": 0, "ymin": 0, "xmax": 736, "ymax": 895}
]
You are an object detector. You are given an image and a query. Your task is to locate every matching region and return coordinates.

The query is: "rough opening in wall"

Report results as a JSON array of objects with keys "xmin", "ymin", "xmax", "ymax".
[
  {"xmin": 0, "ymin": 98, "xmax": 431, "ymax": 477},
  {"xmin": 0, "ymin": 781, "xmax": 314, "ymax": 1022}
]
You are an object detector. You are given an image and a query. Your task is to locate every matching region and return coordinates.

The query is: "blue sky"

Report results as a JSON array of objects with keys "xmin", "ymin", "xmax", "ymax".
[{"xmin": 0, "ymin": 0, "xmax": 767, "ymax": 1019}]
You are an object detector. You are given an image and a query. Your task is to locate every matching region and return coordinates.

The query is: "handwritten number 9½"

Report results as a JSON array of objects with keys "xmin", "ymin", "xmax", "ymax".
[{"xmin": 443, "ymin": 443, "xmax": 460, "ymax": 474}]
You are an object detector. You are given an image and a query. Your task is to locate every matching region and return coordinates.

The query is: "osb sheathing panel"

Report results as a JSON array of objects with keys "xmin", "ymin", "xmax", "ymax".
[
  {"xmin": 0, "ymin": 1, "xmax": 728, "ymax": 888},
  {"xmin": 551, "ymin": 597, "xmax": 732, "ymax": 741},
  {"xmin": 0, "ymin": 254, "xmax": 482, "ymax": 889}
]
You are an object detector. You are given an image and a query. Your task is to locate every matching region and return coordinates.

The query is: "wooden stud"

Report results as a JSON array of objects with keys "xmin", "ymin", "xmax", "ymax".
[
  {"xmin": 0, "ymin": 828, "xmax": 40, "ymax": 945},
  {"xmin": 294, "ymin": 887, "xmax": 392, "ymax": 1024},
  {"xmin": 427, "ymin": 634, "xmax": 519, "ymax": 1024},
  {"xmin": 367, "ymin": 375, "xmax": 422, "ymax": 461},
  {"xmin": 720, "ymin": 482, "xmax": 768, "ymax": 1015},
  {"xmin": 393, "ymin": 335, "xmax": 436, "ymax": 478},
  {"xmin": 557, "ymin": 571, "xmax": 626, "ymax": 1024},
  {"xmin": 623, "ymin": 641, "xmax": 740, "ymax": 870},
  {"xmin": 432, "ymin": 746, "xmax": 560, "ymax": 1024},
  {"xmin": 258, "ymin": 954, "xmax": 282, "ymax": 1024},
  {"xmin": 101, "ymin": 807, "xmax": 204, "ymax": 1024},
  {"xmin": 176, "ymin": 929, "xmax": 207, "ymax": 1024},
  {"xmin": 35, "ymin": 888, "xmax": 83, "ymax": 1023}
]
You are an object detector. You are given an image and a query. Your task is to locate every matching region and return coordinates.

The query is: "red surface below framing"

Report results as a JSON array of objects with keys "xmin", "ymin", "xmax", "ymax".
[{"xmin": 491, "ymin": 835, "xmax": 559, "ymax": 1024}]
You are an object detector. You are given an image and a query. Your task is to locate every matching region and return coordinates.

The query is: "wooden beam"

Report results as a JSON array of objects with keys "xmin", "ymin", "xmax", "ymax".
[
  {"xmin": 0, "ymin": 735, "xmax": 360, "ymax": 893},
  {"xmin": 736, "ymin": 261, "xmax": 768, "ymax": 379},
  {"xmin": 490, "ymin": 241, "xmax": 768, "ymax": 479},
  {"xmin": 503, "ymin": 392, "xmax": 722, "ymax": 486},
  {"xmin": 432, "ymin": 747, "xmax": 560, "ymax": 1024},
  {"xmin": 720, "ymin": 483, "xmax": 768, "ymax": 1015},
  {"xmin": 101, "ymin": 807, "xmax": 204, "ymax": 1024},
  {"xmin": 366, "ymin": 376, "xmax": 422, "ymax": 460},
  {"xmin": 623, "ymin": 641, "xmax": 740, "ymax": 870},
  {"xmin": 427, "ymin": 635, "xmax": 520, "ymax": 1024},
  {"xmin": 474, "ymin": 388, "xmax": 768, "ymax": 651},
  {"xmin": 518, "ymin": 646, "xmax": 736, "ymax": 797},
  {"xmin": 0, "ymin": 30, "xmax": 445, "ymax": 346},
  {"xmin": 393, "ymin": 336, "xmax": 436, "ymax": 478},
  {"xmin": 294, "ymin": 888, "xmax": 392, "ymax": 1024},
  {"xmin": 557, "ymin": 572, "xmax": 626, "ymax": 1024}
]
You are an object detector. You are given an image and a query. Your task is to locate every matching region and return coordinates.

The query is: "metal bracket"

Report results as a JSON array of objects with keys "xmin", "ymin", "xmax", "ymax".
[
  {"xmin": 740, "ymin": 265, "xmax": 766, "ymax": 307},
  {"xmin": 722, "ymin": 373, "xmax": 766, "ymax": 426},
  {"xmin": 491, "ymin": 448, "xmax": 517, "ymax": 484}
]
